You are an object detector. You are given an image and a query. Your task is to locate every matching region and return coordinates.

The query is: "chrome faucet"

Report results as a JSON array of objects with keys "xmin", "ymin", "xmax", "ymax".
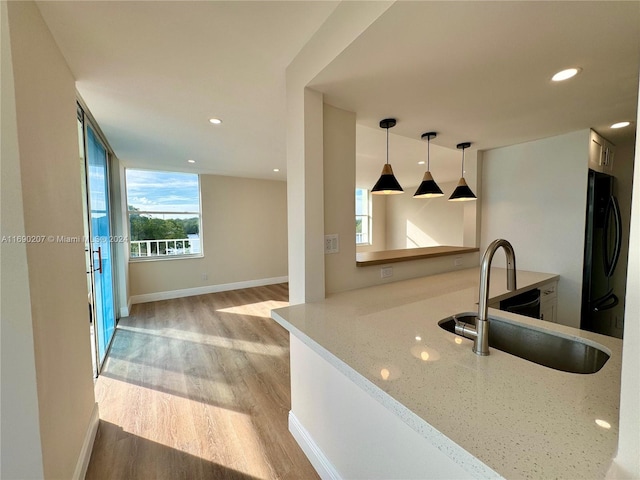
[{"xmin": 455, "ymin": 239, "xmax": 517, "ymax": 356}]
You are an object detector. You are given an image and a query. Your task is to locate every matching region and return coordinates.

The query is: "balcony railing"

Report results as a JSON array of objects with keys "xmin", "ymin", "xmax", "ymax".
[
  {"xmin": 356, "ymin": 233, "xmax": 369, "ymax": 245},
  {"xmin": 130, "ymin": 238, "xmax": 199, "ymax": 257}
]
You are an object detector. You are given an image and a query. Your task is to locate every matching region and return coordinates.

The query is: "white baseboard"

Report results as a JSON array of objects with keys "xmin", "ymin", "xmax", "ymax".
[
  {"xmin": 119, "ymin": 298, "xmax": 132, "ymax": 318},
  {"xmin": 130, "ymin": 276, "xmax": 288, "ymax": 304},
  {"xmin": 73, "ymin": 402, "xmax": 99, "ymax": 480},
  {"xmin": 288, "ymin": 411, "xmax": 342, "ymax": 480}
]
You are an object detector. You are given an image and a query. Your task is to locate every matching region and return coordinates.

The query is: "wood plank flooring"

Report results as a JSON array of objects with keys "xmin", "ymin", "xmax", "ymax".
[{"xmin": 85, "ymin": 283, "xmax": 319, "ymax": 480}]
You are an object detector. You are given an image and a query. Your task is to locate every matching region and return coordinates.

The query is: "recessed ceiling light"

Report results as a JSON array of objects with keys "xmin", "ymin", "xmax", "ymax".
[
  {"xmin": 551, "ymin": 68, "xmax": 581, "ymax": 82},
  {"xmin": 611, "ymin": 121, "xmax": 631, "ymax": 129},
  {"xmin": 418, "ymin": 161, "xmax": 425, "ymax": 165},
  {"xmin": 187, "ymin": 159, "xmax": 196, "ymax": 164},
  {"xmin": 595, "ymin": 419, "xmax": 611, "ymax": 429},
  {"xmin": 209, "ymin": 118, "xmax": 222, "ymax": 125},
  {"xmin": 273, "ymin": 168, "xmax": 280, "ymax": 172}
]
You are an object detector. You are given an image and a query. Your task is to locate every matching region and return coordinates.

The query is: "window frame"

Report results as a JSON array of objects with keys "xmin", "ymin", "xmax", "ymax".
[
  {"xmin": 125, "ymin": 169, "xmax": 204, "ymax": 262},
  {"xmin": 356, "ymin": 188, "xmax": 372, "ymax": 246}
]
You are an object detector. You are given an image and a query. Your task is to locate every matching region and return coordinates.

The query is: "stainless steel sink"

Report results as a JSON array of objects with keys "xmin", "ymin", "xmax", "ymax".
[{"xmin": 439, "ymin": 314, "xmax": 610, "ymax": 374}]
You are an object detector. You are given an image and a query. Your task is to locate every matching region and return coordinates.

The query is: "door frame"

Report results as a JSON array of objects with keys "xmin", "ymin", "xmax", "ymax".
[{"xmin": 78, "ymin": 103, "xmax": 118, "ymax": 375}]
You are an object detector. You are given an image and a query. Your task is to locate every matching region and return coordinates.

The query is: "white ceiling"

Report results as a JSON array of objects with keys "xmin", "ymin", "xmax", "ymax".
[
  {"xmin": 38, "ymin": 1, "xmax": 639, "ymax": 185},
  {"xmin": 37, "ymin": 1, "xmax": 339, "ymax": 179},
  {"xmin": 314, "ymin": 1, "xmax": 639, "ymax": 186}
]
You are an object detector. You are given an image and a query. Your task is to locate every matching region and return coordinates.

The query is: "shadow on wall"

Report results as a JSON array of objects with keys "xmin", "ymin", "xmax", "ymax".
[
  {"xmin": 385, "ymin": 188, "xmax": 465, "ymax": 250},
  {"xmin": 406, "ymin": 220, "xmax": 439, "ymax": 248}
]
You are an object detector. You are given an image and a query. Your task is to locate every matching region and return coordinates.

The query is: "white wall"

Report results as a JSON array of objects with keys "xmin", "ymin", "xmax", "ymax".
[
  {"xmin": 0, "ymin": 2, "xmax": 45, "ymax": 476},
  {"xmin": 608, "ymin": 140, "xmax": 635, "ymax": 337},
  {"xmin": 323, "ymin": 103, "xmax": 357, "ymax": 289},
  {"xmin": 481, "ymin": 130, "xmax": 590, "ymax": 328},
  {"xmin": 464, "ymin": 152, "xmax": 482, "ymax": 248},
  {"xmin": 4, "ymin": 2, "xmax": 97, "ymax": 477},
  {"xmin": 612, "ymin": 83, "xmax": 640, "ymax": 479},
  {"xmin": 129, "ymin": 175, "xmax": 288, "ymax": 300},
  {"xmin": 385, "ymin": 181, "xmax": 464, "ymax": 250}
]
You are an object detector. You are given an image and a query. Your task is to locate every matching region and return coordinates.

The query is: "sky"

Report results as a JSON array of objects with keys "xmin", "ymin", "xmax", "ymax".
[
  {"xmin": 125, "ymin": 169, "xmax": 200, "ymax": 213},
  {"xmin": 356, "ymin": 187, "xmax": 368, "ymax": 215}
]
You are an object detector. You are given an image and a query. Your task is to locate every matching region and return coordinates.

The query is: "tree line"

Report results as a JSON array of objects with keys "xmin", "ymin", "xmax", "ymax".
[{"xmin": 129, "ymin": 206, "xmax": 199, "ymax": 241}]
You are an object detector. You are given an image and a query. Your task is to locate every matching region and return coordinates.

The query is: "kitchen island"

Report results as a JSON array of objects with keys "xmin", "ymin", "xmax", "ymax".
[{"xmin": 271, "ymin": 267, "xmax": 622, "ymax": 479}]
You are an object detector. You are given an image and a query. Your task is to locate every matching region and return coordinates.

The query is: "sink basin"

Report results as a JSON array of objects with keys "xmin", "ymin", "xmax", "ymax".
[{"xmin": 439, "ymin": 314, "xmax": 610, "ymax": 374}]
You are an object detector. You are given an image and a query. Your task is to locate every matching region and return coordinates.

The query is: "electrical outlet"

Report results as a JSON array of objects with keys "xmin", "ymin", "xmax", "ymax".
[
  {"xmin": 454, "ymin": 257, "xmax": 463, "ymax": 267},
  {"xmin": 380, "ymin": 267, "xmax": 393, "ymax": 278},
  {"xmin": 324, "ymin": 234, "xmax": 339, "ymax": 254},
  {"xmin": 201, "ymin": 273, "xmax": 208, "ymax": 281}
]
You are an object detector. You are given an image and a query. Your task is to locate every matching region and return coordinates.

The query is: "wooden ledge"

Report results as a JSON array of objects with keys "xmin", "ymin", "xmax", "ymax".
[{"xmin": 356, "ymin": 246, "xmax": 479, "ymax": 267}]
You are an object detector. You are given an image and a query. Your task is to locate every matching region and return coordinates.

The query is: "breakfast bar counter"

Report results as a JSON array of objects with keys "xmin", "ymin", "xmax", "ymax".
[{"xmin": 271, "ymin": 267, "xmax": 622, "ymax": 479}]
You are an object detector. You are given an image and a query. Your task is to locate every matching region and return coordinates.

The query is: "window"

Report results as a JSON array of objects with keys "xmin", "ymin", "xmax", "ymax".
[
  {"xmin": 356, "ymin": 188, "xmax": 371, "ymax": 245},
  {"xmin": 125, "ymin": 169, "xmax": 202, "ymax": 259}
]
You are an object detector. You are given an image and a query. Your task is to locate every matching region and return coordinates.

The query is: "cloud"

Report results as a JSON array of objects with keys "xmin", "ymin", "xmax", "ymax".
[{"xmin": 126, "ymin": 169, "xmax": 200, "ymax": 212}]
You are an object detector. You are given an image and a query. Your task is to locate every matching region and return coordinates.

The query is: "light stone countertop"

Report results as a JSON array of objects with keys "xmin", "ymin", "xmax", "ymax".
[{"xmin": 271, "ymin": 267, "xmax": 622, "ymax": 479}]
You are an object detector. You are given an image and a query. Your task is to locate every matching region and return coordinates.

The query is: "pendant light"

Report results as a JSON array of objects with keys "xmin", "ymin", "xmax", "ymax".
[
  {"xmin": 414, "ymin": 132, "xmax": 443, "ymax": 198},
  {"xmin": 449, "ymin": 142, "xmax": 476, "ymax": 201},
  {"xmin": 372, "ymin": 118, "xmax": 403, "ymax": 195}
]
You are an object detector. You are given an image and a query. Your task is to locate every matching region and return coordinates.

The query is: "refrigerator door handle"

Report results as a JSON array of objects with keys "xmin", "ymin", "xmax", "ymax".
[
  {"xmin": 592, "ymin": 290, "xmax": 619, "ymax": 312},
  {"xmin": 603, "ymin": 195, "xmax": 622, "ymax": 278}
]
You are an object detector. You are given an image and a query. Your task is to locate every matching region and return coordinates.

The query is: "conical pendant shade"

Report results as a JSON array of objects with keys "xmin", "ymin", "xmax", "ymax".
[
  {"xmin": 414, "ymin": 171, "xmax": 444, "ymax": 198},
  {"xmin": 449, "ymin": 141, "xmax": 476, "ymax": 201},
  {"xmin": 449, "ymin": 177, "xmax": 476, "ymax": 201},
  {"xmin": 414, "ymin": 131, "xmax": 443, "ymax": 199},
  {"xmin": 372, "ymin": 118, "xmax": 403, "ymax": 195},
  {"xmin": 372, "ymin": 163, "xmax": 403, "ymax": 195}
]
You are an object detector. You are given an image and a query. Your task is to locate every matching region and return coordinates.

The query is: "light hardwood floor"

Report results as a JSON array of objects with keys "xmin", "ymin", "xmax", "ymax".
[{"xmin": 85, "ymin": 283, "xmax": 319, "ymax": 480}]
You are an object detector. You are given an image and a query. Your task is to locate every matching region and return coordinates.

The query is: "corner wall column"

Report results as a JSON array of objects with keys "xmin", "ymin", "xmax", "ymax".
[
  {"xmin": 284, "ymin": 1, "xmax": 395, "ymax": 305},
  {"xmin": 286, "ymin": 87, "xmax": 325, "ymax": 304}
]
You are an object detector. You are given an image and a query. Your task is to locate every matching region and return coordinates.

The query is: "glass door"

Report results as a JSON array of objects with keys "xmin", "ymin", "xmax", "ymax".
[{"xmin": 84, "ymin": 121, "xmax": 116, "ymax": 370}]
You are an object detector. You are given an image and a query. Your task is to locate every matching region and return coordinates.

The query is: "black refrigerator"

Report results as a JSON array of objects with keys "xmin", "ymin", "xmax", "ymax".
[{"xmin": 581, "ymin": 169, "xmax": 623, "ymax": 337}]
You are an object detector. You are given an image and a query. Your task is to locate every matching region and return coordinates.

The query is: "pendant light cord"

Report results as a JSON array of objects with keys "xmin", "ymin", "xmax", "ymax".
[
  {"xmin": 386, "ymin": 127, "xmax": 389, "ymax": 165},
  {"xmin": 427, "ymin": 138, "xmax": 431, "ymax": 171},
  {"xmin": 461, "ymin": 147, "xmax": 465, "ymax": 177}
]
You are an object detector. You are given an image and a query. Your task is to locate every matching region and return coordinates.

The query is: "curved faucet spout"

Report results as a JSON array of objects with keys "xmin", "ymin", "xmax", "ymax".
[
  {"xmin": 474, "ymin": 239, "xmax": 517, "ymax": 356},
  {"xmin": 478, "ymin": 239, "xmax": 517, "ymax": 322}
]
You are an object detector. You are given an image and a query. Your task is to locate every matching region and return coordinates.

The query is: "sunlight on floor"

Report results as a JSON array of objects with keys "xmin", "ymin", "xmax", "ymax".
[
  {"xmin": 216, "ymin": 300, "xmax": 288, "ymax": 315},
  {"xmin": 102, "ymin": 358, "xmax": 239, "ymax": 405},
  {"xmin": 88, "ymin": 285, "xmax": 317, "ymax": 479},
  {"xmin": 96, "ymin": 376, "xmax": 270, "ymax": 480},
  {"xmin": 117, "ymin": 324, "xmax": 288, "ymax": 356}
]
